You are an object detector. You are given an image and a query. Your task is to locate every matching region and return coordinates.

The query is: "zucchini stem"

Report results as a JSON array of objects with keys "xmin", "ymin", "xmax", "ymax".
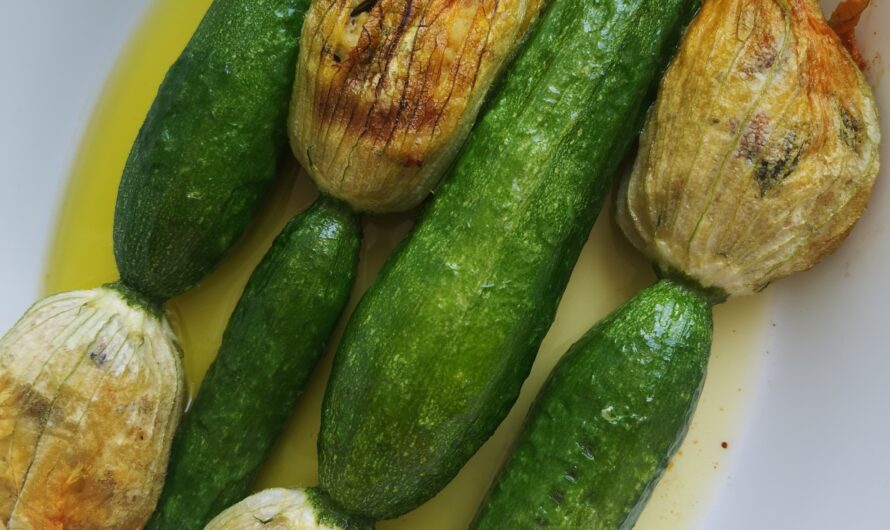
[{"xmin": 105, "ymin": 280, "xmax": 166, "ymax": 317}]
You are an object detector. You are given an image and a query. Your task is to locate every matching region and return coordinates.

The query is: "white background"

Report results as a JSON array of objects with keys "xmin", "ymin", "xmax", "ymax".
[{"xmin": 0, "ymin": 1, "xmax": 888, "ymax": 528}]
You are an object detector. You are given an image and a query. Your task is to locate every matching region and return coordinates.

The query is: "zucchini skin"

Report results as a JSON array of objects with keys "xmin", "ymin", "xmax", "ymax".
[
  {"xmin": 318, "ymin": 0, "xmax": 700, "ymax": 520},
  {"xmin": 114, "ymin": 0, "xmax": 309, "ymax": 302},
  {"xmin": 146, "ymin": 198, "xmax": 360, "ymax": 530},
  {"xmin": 471, "ymin": 278, "xmax": 713, "ymax": 529}
]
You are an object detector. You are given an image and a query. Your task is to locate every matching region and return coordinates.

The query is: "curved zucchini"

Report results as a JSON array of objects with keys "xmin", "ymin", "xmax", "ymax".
[
  {"xmin": 147, "ymin": 198, "xmax": 360, "ymax": 530},
  {"xmin": 318, "ymin": 0, "xmax": 699, "ymax": 520},
  {"xmin": 471, "ymin": 278, "xmax": 713, "ymax": 529},
  {"xmin": 114, "ymin": 0, "xmax": 309, "ymax": 302}
]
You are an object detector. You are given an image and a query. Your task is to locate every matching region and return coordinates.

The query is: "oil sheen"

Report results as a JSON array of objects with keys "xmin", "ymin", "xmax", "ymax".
[{"xmin": 43, "ymin": 1, "xmax": 768, "ymax": 528}]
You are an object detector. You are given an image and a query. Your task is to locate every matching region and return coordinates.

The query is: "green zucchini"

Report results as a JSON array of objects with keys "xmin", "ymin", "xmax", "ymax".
[
  {"xmin": 318, "ymin": 0, "xmax": 699, "ymax": 520},
  {"xmin": 146, "ymin": 198, "xmax": 360, "ymax": 530},
  {"xmin": 471, "ymin": 278, "xmax": 714, "ymax": 529},
  {"xmin": 114, "ymin": 0, "xmax": 308, "ymax": 302}
]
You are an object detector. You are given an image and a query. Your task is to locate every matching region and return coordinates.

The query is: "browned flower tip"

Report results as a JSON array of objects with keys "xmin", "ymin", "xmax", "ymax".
[
  {"xmin": 617, "ymin": 0, "xmax": 880, "ymax": 297},
  {"xmin": 0, "ymin": 288, "xmax": 184, "ymax": 529},
  {"xmin": 829, "ymin": 0, "xmax": 870, "ymax": 69},
  {"xmin": 290, "ymin": 0, "xmax": 546, "ymax": 212}
]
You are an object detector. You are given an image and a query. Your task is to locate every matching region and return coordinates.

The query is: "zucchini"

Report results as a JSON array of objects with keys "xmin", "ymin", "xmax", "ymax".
[
  {"xmin": 318, "ymin": 0, "xmax": 699, "ymax": 520},
  {"xmin": 474, "ymin": 0, "xmax": 880, "ymax": 526},
  {"xmin": 471, "ymin": 278, "xmax": 713, "ymax": 529},
  {"xmin": 114, "ymin": 0, "xmax": 308, "ymax": 302},
  {"xmin": 147, "ymin": 198, "xmax": 360, "ymax": 530}
]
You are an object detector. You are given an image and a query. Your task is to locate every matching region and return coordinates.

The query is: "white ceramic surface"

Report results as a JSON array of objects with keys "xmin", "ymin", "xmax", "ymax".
[{"xmin": 0, "ymin": 2, "xmax": 887, "ymax": 529}]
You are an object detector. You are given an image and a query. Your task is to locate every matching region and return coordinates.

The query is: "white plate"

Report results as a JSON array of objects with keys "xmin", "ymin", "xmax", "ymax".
[{"xmin": 1, "ymin": 2, "xmax": 887, "ymax": 529}]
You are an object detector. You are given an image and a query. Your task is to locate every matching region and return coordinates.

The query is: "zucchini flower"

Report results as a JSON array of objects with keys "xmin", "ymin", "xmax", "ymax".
[
  {"xmin": 290, "ymin": 0, "xmax": 545, "ymax": 212},
  {"xmin": 617, "ymin": 0, "xmax": 880, "ymax": 297},
  {"xmin": 205, "ymin": 489, "xmax": 372, "ymax": 530},
  {"xmin": 0, "ymin": 285, "xmax": 184, "ymax": 528}
]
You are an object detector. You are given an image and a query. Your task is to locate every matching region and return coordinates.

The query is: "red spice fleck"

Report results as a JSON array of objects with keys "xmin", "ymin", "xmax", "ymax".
[{"xmin": 721, "ymin": 441, "xmax": 729, "ymax": 449}]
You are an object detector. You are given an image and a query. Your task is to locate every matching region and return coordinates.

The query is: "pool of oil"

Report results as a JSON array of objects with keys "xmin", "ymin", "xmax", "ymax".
[{"xmin": 44, "ymin": 1, "xmax": 769, "ymax": 528}]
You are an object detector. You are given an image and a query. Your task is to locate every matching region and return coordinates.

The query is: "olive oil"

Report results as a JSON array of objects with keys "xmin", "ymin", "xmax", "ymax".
[{"xmin": 44, "ymin": 1, "xmax": 768, "ymax": 528}]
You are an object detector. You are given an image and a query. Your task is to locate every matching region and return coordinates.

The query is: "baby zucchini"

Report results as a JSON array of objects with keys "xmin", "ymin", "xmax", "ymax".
[
  {"xmin": 472, "ymin": 279, "xmax": 713, "ymax": 528},
  {"xmin": 115, "ymin": 0, "xmax": 308, "ymax": 301},
  {"xmin": 147, "ymin": 198, "xmax": 360, "ymax": 530}
]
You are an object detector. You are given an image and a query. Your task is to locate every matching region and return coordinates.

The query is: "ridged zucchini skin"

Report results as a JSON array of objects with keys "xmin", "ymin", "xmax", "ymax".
[
  {"xmin": 472, "ymin": 278, "xmax": 713, "ymax": 529},
  {"xmin": 145, "ymin": 198, "xmax": 360, "ymax": 530},
  {"xmin": 318, "ymin": 0, "xmax": 700, "ymax": 520},
  {"xmin": 114, "ymin": 0, "xmax": 309, "ymax": 302}
]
